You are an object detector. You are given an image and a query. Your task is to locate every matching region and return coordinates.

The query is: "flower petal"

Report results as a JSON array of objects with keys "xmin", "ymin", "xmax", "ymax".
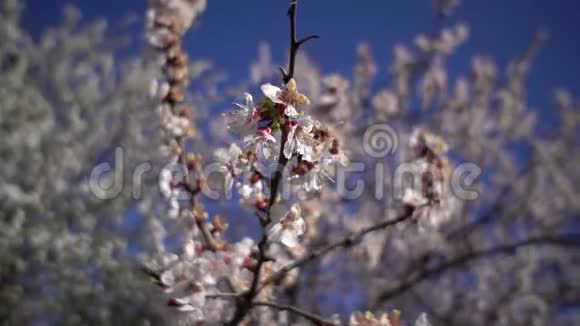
[
  {"xmin": 267, "ymin": 223, "xmax": 283, "ymax": 241},
  {"xmin": 261, "ymin": 83, "xmax": 283, "ymax": 103},
  {"xmin": 244, "ymin": 92, "xmax": 254, "ymax": 108},
  {"xmin": 280, "ymin": 229, "xmax": 299, "ymax": 247},
  {"xmin": 293, "ymin": 218, "xmax": 306, "ymax": 236},
  {"xmin": 284, "ymin": 105, "xmax": 299, "ymax": 117}
]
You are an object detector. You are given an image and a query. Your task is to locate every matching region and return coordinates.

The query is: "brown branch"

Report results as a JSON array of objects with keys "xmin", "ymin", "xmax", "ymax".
[
  {"xmin": 257, "ymin": 206, "xmax": 416, "ymax": 293},
  {"xmin": 281, "ymin": 0, "xmax": 319, "ymax": 84},
  {"xmin": 175, "ymin": 137, "xmax": 220, "ymax": 251},
  {"xmin": 269, "ymin": 0, "xmax": 319, "ymax": 210},
  {"xmin": 225, "ymin": 122, "xmax": 290, "ymax": 325},
  {"xmin": 226, "ymin": 2, "xmax": 318, "ymax": 324},
  {"xmin": 253, "ymin": 301, "xmax": 334, "ymax": 325},
  {"xmin": 445, "ymin": 156, "xmax": 539, "ymax": 242},
  {"xmin": 372, "ymin": 236, "xmax": 580, "ymax": 307},
  {"xmin": 205, "ymin": 292, "xmax": 239, "ymax": 299}
]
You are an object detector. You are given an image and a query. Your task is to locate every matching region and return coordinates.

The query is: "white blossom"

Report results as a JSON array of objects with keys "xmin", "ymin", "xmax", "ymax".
[
  {"xmin": 243, "ymin": 127, "xmax": 278, "ymax": 161},
  {"xmin": 223, "ymin": 93, "xmax": 260, "ymax": 136},
  {"xmin": 268, "ymin": 203, "xmax": 306, "ymax": 247}
]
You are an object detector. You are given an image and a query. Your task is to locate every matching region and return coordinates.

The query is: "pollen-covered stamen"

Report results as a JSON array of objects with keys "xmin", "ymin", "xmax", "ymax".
[{"xmin": 278, "ymin": 79, "xmax": 310, "ymax": 107}]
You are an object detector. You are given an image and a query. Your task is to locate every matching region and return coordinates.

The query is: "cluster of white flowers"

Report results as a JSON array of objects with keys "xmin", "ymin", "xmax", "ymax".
[
  {"xmin": 401, "ymin": 129, "xmax": 460, "ymax": 228},
  {"xmin": 142, "ymin": 227, "xmax": 257, "ymax": 321},
  {"xmin": 267, "ymin": 203, "xmax": 306, "ymax": 248},
  {"xmin": 415, "ymin": 23, "xmax": 469, "ymax": 55},
  {"xmin": 372, "ymin": 89, "xmax": 400, "ymax": 119},
  {"xmin": 147, "ymin": 0, "xmax": 206, "ymax": 41},
  {"xmin": 159, "ymin": 159, "xmax": 186, "ymax": 218},
  {"xmin": 145, "ymin": 77, "xmax": 352, "ymax": 322},
  {"xmin": 222, "ymin": 78, "xmax": 348, "ymax": 197},
  {"xmin": 141, "ymin": 204, "xmax": 312, "ymax": 322},
  {"xmin": 143, "ymin": 0, "xmax": 353, "ymax": 321},
  {"xmin": 146, "ymin": 0, "xmax": 207, "ymax": 221}
]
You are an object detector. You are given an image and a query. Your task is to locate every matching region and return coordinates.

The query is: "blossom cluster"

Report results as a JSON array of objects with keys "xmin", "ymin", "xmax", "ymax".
[
  {"xmin": 218, "ymin": 78, "xmax": 351, "ymax": 249},
  {"xmin": 222, "ymin": 79, "xmax": 348, "ymax": 196},
  {"xmin": 3, "ymin": 0, "xmax": 578, "ymax": 324},
  {"xmin": 143, "ymin": 0, "xmax": 351, "ymax": 323},
  {"xmin": 147, "ymin": 0, "xmax": 205, "ymax": 219},
  {"xmin": 401, "ymin": 129, "xmax": 460, "ymax": 228}
]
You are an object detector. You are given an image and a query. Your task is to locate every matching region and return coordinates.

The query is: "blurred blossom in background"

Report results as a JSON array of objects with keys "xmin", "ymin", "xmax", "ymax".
[{"xmin": 1, "ymin": 0, "xmax": 579, "ymax": 325}]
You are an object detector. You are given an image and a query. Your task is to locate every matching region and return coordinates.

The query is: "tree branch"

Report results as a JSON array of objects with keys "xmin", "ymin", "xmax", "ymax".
[
  {"xmin": 282, "ymin": 0, "xmax": 319, "ymax": 83},
  {"xmin": 226, "ymin": 1, "xmax": 318, "ymax": 324},
  {"xmin": 372, "ymin": 236, "xmax": 580, "ymax": 307},
  {"xmin": 257, "ymin": 206, "xmax": 416, "ymax": 293},
  {"xmin": 176, "ymin": 137, "xmax": 220, "ymax": 251},
  {"xmin": 253, "ymin": 301, "xmax": 334, "ymax": 325}
]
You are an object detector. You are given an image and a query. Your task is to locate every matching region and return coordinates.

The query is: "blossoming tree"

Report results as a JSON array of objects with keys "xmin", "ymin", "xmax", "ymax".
[
  {"xmin": 144, "ymin": 0, "xmax": 579, "ymax": 325},
  {"xmin": 2, "ymin": 0, "xmax": 578, "ymax": 325}
]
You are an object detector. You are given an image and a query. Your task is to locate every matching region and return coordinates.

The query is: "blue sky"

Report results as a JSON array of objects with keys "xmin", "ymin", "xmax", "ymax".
[{"xmin": 23, "ymin": 0, "xmax": 580, "ymax": 115}]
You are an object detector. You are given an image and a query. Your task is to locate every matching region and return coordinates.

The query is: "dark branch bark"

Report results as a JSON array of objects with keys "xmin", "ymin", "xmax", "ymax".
[
  {"xmin": 445, "ymin": 160, "xmax": 536, "ymax": 241},
  {"xmin": 372, "ymin": 236, "xmax": 580, "ymax": 307},
  {"xmin": 281, "ymin": 0, "xmax": 319, "ymax": 84},
  {"xmin": 253, "ymin": 301, "xmax": 334, "ymax": 325},
  {"xmin": 226, "ymin": 1, "xmax": 318, "ymax": 324},
  {"xmin": 257, "ymin": 206, "xmax": 416, "ymax": 293}
]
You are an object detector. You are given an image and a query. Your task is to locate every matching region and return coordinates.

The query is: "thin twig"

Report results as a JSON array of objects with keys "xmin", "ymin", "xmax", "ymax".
[
  {"xmin": 226, "ymin": 1, "xmax": 318, "ymax": 324},
  {"xmin": 281, "ymin": 0, "xmax": 319, "ymax": 84},
  {"xmin": 253, "ymin": 301, "xmax": 334, "ymax": 325},
  {"xmin": 175, "ymin": 137, "xmax": 220, "ymax": 251},
  {"xmin": 205, "ymin": 292, "xmax": 239, "ymax": 299},
  {"xmin": 372, "ymin": 236, "xmax": 580, "ymax": 307},
  {"xmin": 269, "ymin": 0, "xmax": 319, "ymax": 210},
  {"xmin": 446, "ymin": 157, "xmax": 537, "ymax": 241},
  {"xmin": 257, "ymin": 206, "xmax": 416, "ymax": 293}
]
